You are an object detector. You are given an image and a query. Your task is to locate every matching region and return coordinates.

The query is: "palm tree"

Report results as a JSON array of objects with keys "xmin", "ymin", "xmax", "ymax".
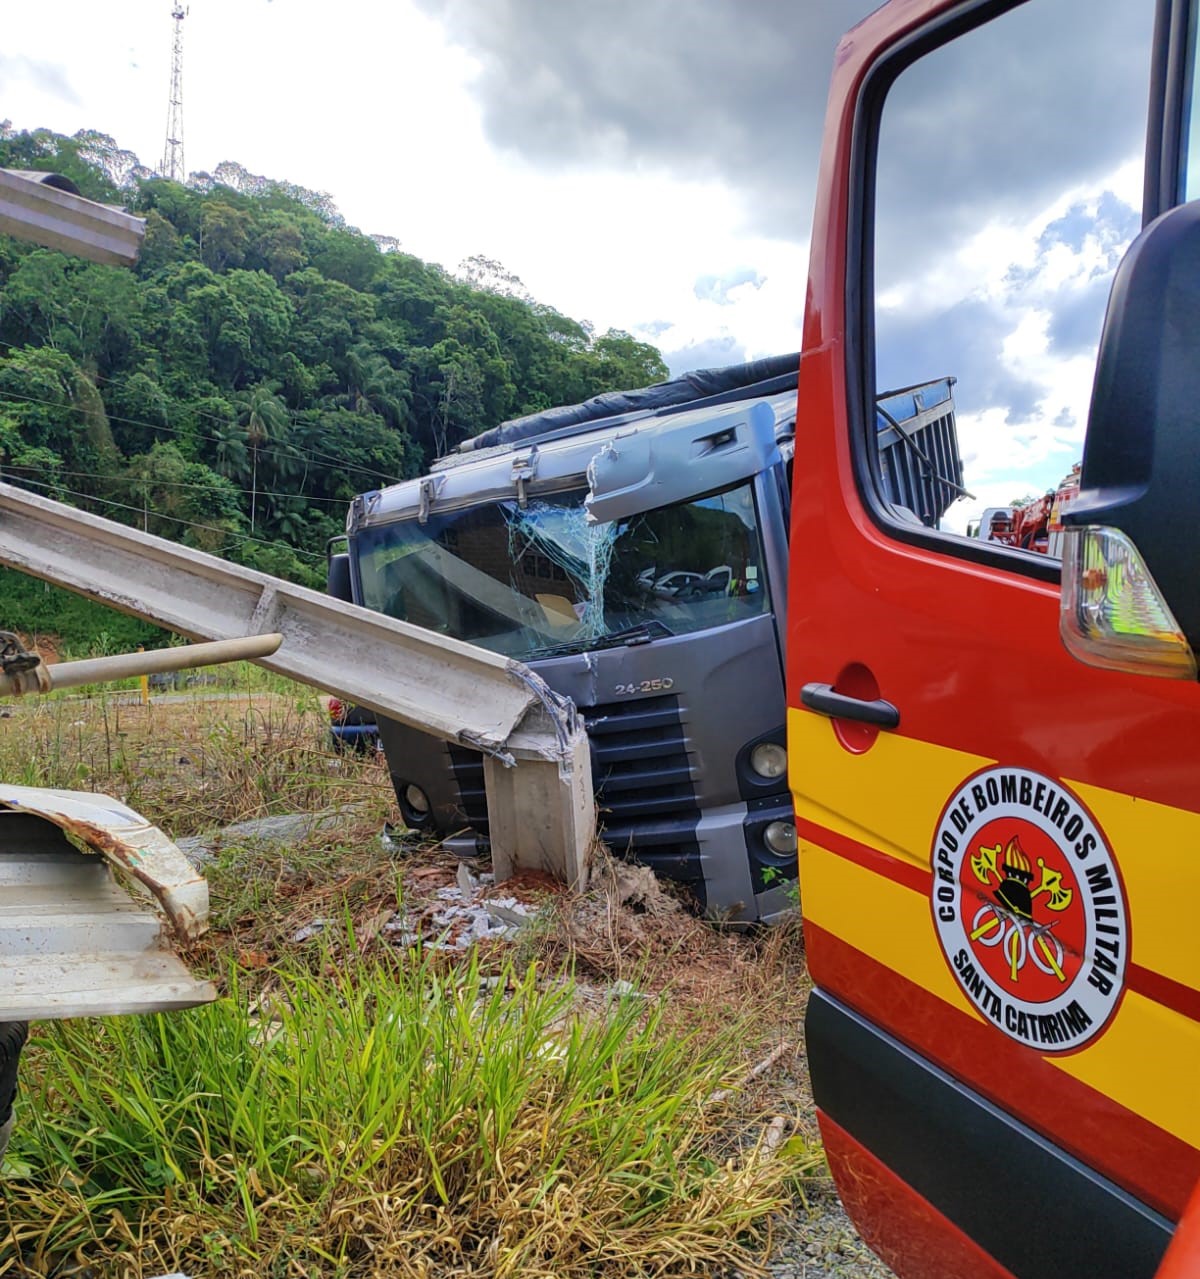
[
  {"xmin": 346, "ymin": 347, "xmax": 410, "ymax": 430},
  {"xmin": 236, "ymin": 385, "xmax": 289, "ymax": 531},
  {"xmin": 272, "ymin": 499, "xmax": 309, "ymax": 543},
  {"xmin": 212, "ymin": 422, "xmax": 249, "ymax": 483}
]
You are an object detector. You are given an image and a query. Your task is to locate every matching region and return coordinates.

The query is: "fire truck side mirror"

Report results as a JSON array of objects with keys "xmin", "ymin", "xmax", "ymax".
[{"xmin": 1064, "ymin": 199, "xmax": 1200, "ymax": 660}]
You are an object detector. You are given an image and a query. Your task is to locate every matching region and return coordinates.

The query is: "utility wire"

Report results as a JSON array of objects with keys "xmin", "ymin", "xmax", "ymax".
[
  {"xmin": 0, "ymin": 334, "xmax": 409, "ymax": 482},
  {"xmin": 0, "ymin": 463, "xmax": 356, "ymax": 506},
  {"xmin": 5, "ymin": 473, "xmax": 327, "ymax": 562},
  {"xmin": 0, "ymin": 384, "xmax": 403, "ymax": 487}
]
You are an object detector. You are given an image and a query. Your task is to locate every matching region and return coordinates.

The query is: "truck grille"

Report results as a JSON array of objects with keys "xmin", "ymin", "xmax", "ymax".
[{"xmin": 447, "ymin": 692, "xmax": 704, "ymax": 903}]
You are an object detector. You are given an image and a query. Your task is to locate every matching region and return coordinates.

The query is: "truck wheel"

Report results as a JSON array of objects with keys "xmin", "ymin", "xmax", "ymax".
[{"xmin": 0, "ymin": 1021, "xmax": 28, "ymax": 1165}]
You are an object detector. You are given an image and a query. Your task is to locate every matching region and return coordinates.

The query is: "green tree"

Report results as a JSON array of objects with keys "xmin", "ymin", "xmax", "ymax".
[
  {"xmin": 591, "ymin": 329, "xmax": 669, "ymax": 388},
  {"xmin": 200, "ymin": 201, "xmax": 251, "ymax": 272},
  {"xmin": 235, "ymin": 385, "xmax": 289, "ymax": 530},
  {"xmin": 211, "ymin": 420, "xmax": 249, "ymax": 482},
  {"xmin": 0, "ymin": 346, "xmax": 117, "ymax": 483},
  {"xmin": 0, "ymin": 123, "xmax": 673, "ymax": 579},
  {"xmin": 121, "ymin": 441, "xmax": 243, "ymax": 552}
]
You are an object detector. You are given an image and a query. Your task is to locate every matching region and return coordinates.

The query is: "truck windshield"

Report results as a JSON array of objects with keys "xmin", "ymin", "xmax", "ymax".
[{"xmin": 354, "ymin": 482, "xmax": 771, "ymax": 659}]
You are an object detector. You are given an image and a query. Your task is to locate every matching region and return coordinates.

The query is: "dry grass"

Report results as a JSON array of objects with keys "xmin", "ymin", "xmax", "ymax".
[
  {"xmin": 0, "ymin": 682, "xmax": 391, "ymax": 834},
  {"xmin": 3, "ymin": 947, "xmax": 817, "ymax": 1279}
]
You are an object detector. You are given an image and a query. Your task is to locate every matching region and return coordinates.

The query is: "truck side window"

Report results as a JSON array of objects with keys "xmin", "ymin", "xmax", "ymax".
[
  {"xmin": 1186, "ymin": 31, "xmax": 1200, "ymax": 202},
  {"xmin": 867, "ymin": 0, "xmax": 1154, "ymax": 562}
]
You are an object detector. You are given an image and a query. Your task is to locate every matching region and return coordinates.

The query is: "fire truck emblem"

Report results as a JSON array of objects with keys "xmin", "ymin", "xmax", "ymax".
[{"xmin": 931, "ymin": 767, "xmax": 1128, "ymax": 1053}]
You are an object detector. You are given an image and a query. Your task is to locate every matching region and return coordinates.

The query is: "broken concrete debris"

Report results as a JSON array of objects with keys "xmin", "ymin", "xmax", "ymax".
[
  {"xmin": 284, "ymin": 869, "xmax": 540, "ymax": 952},
  {"xmin": 291, "ymin": 919, "xmax": 329, "ymax": 943},
  {"xmin": 403, "ymin": 873, "xmax": 537, "ymax": 950}
]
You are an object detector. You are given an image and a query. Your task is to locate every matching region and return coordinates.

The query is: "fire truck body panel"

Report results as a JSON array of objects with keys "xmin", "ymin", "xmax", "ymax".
[{"xmin": 792, "ymin": 1, "xmax": 1200, "ymax": 1275}]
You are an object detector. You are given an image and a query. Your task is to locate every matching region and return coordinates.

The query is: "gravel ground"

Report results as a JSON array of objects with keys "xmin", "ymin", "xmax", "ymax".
[
  {"xmin": 755, "ymin": 1187, "xmax": 897, "ymax": 1279},
  {"xmin": 719, "ymin": 1046, "xmax": 897, "ymax": 1279}
]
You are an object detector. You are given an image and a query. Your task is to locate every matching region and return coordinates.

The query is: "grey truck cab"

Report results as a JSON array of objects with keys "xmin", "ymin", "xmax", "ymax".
[{"xmin": 332, "ymin": 357, "xmax": 962, "ymax": 922}]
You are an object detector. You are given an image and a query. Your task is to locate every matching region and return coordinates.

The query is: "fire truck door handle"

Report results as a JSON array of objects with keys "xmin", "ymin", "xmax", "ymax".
[{"xmin": 800, "ymin": 683, "xmax": 900, "ymax": 729}]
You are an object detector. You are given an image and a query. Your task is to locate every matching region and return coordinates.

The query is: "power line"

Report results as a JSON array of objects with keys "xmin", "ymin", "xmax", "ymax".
[
  {"xmin": 0, "ymin": 335, "xmax": 410, "ymax": 486},
  {"xmin": 0, "ymin": 339, "xmax": 405, "ymax": 485},
  {"xmin": 182, "ymin": 394, "xmax": 407, "ymax": 482},
  {"xmin": 1, "ymin": 463, "xmax": 355, "ymax": 506},
  {"xmin": 0, "ymin": 337, "xmax": 409, "ymax": 485},
  {"xmin": 7, "ymin": 472, "xmax": 326, "ymax": 562},
  {"xmin": 0, "ymin": 385, "xmax": 402, "ymax": 487}
]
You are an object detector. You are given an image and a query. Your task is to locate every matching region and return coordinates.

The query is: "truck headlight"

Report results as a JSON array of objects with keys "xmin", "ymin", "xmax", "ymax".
[
  {"xmin": 763, "ymin": 820, "xmax": 797, "ymax": 856},
  {"xmin": 750, "ymin": 741, "xmax": 787, "ymax": 780}
]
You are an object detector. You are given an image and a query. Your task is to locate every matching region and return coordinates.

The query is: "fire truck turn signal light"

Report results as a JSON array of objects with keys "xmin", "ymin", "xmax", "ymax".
[{"xmin": 1060, "ymin": 527, "xmax": 1196, "ymax": 679}]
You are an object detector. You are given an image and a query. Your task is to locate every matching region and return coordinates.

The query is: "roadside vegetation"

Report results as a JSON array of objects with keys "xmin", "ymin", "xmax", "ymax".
[
  {"xmin": 0, "ymin": 675, "xmax": 820, "ymax": 1277},
  {"xmin": 0, "ymin": 112, "xmax": 821, "ymax": 1279},
  {"xmin": 0, "ymin": 124, "xmax": 669, "ymax": 604},
  {"xmin": 0, "ymin": 661, "xmax": 378, "ymax": 833}
]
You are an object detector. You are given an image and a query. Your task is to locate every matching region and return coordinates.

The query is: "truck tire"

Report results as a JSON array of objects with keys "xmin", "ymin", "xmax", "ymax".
[{"xmin": 0, "ymin": 1021, "xmax": 28, "ymax": 1165}]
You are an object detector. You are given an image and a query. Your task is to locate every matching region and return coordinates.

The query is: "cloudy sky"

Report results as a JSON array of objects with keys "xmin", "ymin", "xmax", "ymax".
[{"xmin": 1, "ymin": 0, "xmax": 1155, "ymax": 532}]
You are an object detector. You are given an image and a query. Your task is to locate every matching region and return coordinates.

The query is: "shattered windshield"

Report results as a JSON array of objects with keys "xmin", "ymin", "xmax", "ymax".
[{"xmin": 354, "ymin": 481, "xmax": 771, "ymax": 660}]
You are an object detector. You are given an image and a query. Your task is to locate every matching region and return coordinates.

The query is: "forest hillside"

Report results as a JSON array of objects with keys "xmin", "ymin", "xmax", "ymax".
[{"xmin": 0, "ymin": 126, "xmax": 668, "ymax": 645}]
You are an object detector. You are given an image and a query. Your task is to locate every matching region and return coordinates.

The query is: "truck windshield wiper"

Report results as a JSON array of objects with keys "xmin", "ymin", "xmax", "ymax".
[
  {"xmin": 592, "ymin": 619, "xmax": 674, "ymax": 650},
  {"xmin": 523, "ymin": 618, "xmax": 674, "ymax": 661}
]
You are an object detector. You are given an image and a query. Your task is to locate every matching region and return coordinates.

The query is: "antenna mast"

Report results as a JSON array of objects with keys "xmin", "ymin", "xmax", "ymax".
[{"xmin": 161, "ymin": 3, "xmax": 187, "ymax": 181}]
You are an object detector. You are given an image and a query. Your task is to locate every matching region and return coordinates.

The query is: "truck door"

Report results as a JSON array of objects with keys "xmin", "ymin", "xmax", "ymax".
[{"xmin": 790, "ymin": 2, "xmax": 1200, "ymax": 1277}]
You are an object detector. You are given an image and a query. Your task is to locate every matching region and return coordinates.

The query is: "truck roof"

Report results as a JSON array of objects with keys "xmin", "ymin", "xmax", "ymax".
[
  {"xmin": 455, "ymin": 353, "xmax": 802, "ymax": 456},
  {"xmin": 354, "ymin": 385, "xmax": 798, "ymax": 531},
  {"xmin": 347, "ymin": 366, "xmax": 962, "ymax": 533}
]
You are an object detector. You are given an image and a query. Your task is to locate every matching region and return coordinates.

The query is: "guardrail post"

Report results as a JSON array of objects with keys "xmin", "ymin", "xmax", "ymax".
[{"xmin": 483, "ymin": 710, "xmax": 594, "ymax": 889}]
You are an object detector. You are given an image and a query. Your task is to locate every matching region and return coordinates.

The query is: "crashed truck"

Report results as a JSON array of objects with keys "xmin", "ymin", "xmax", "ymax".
[{"xmin": 330, "ymin": 359, "xmax": 967, "ymax": 922}]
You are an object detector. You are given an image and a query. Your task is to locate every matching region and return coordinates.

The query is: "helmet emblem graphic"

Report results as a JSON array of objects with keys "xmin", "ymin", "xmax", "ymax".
[{"xmin": 932, "ymin": 768, "xmax": 1128, "ymax": 1052}]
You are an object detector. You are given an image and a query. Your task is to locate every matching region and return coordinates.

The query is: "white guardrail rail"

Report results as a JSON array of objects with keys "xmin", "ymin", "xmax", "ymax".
[{"xmin": 0, "ymin": 169, "xmax": 591, "ymax": 1038}]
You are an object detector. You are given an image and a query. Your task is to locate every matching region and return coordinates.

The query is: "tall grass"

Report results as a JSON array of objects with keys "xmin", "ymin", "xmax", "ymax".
[
  {"xmin": 2, "ymin": 949, "xmax": 804, "ymax": 1277},
  {"xmin": 0, "ymin": 679, "xmax": 388, "ymax": 835}
]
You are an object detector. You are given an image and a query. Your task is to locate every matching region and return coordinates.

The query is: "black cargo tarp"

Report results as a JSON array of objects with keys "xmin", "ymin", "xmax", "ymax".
[{"xmin": 459, "ymin": 353, "xmax": 801, "ymax": 452}]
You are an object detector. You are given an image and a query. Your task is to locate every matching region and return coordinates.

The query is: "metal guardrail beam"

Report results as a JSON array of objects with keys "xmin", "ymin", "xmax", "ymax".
[
  {"xmin": 0, "ymin": 482, "xmax": 595, "ymax": 886},
  {"xmin": 0, "ymin": 169, "xmax": 146, "ymax": 267},
  {"xmin": 0, "ymin": 633, "xmax": 283, "ymax": 696},
  {"xmin": 0, "ymin": 793, "xmax": 215, "ymax": 1020}
]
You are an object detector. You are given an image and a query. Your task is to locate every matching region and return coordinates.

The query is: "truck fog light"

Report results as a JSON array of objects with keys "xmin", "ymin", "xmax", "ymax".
[
  {"xmin": 763, "ymin": 820, "xmax": 797, "ymax": 856},
  {"xmin": 404, "ymin": 784, "xmax": 430, "ymax": 815},
  {"xmin": 750, "ymin": 741, "xmax": 787, "ymax": 780}
]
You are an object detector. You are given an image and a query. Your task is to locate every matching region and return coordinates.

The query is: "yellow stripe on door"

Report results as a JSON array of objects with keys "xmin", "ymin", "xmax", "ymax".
[
  {"xmin": 801, "ymin": 826, "xmax": 1200, "ymax": 1150},
  {"xmin": 789, "ymin": 709, "xmax": 1200, "ymax": 995}
]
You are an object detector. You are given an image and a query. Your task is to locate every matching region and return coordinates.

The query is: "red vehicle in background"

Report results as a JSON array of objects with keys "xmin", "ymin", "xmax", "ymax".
[
  {"xmin": 325, "ymin": 696, "xmax": 380, "ymax": 754},
  {"xmin": 974, "ymin": 465, "xmax": 1082, "ymax": 556},
  {"xmin": 791, "ymin": 1, "xmax": 1200, "ymax": 1277}
]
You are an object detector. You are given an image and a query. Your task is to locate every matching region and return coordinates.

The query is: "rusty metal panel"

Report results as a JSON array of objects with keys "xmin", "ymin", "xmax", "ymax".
[{"xmin": 0, "ymin": 792, "xmax": 214, "ymax": 1021}]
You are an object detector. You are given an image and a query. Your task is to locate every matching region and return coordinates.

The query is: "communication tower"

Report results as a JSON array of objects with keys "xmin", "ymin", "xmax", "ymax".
[{"xmin": 160, "ymin": 3, "xmax": 187, "ymax": 181}]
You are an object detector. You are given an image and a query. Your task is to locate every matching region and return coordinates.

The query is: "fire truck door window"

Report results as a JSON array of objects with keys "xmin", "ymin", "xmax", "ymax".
[{"xmin": 868, "ymin": 0, "xmax": 1154, "ymax": 561}]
